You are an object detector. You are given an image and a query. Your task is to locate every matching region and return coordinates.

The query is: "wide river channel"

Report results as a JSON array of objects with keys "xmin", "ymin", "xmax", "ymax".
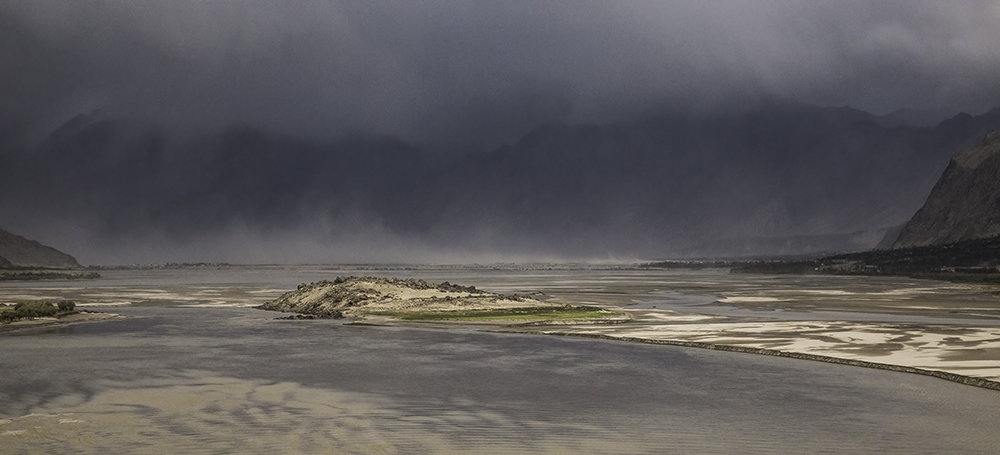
[{"xmin": 2, "ymin": 266, "xmax": 999, "ymax": 454}]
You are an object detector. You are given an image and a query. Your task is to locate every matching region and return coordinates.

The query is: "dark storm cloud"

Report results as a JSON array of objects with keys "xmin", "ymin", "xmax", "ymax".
[
  {"xmin": 4, "ymin": 1, "xmax": 1000, "ymax": 264},
  {"xmin": 3, "ymin": 1, "xmax": 999, "ymax": 150}
]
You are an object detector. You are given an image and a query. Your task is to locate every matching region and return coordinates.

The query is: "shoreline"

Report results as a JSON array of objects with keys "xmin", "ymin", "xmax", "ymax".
[
  {"xmin": 0, "ymin": 311, "xmax": 123, "ymax": 333},
  {"xmin": 0, "ymin": 269, "xmax": 101, "ymax": 281},
  {"xmin": 503, "ymin": 329, "xmax": 1000, "ymax": 392},
  {"xmin": 6, "ymin": 301, "xmax": 1000, "ymax": 392},
  {"xmin": 339, "ymin": 313, "xmax": 1000, "ymax": 391}
]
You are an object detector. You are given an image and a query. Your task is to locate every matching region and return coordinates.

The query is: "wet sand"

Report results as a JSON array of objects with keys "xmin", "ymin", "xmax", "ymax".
[
  {"xmin": 0, "ymin": 312, "xmax": 122, "ymax": 333},
  {"xmin": 462, "ymin": 269, "xmax": 1000, "ymax": 384},
  {"xmin": 515, "ymin": 313, "xmax": 1000, "ymax": 381}
]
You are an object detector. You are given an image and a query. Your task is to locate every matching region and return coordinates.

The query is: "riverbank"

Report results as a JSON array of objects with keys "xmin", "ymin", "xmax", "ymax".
[
  {"xmin": 0, "ymin": 269, "xmax": 100, "ymax": 281},
  {"xmin": 343, "ymin": 307, "xmax": 1000, "ymax": 391},
  {"xmin": 5, "ymin": 304, "xmax": 999, "ymax": 454},
  {"xmin": 508, "ymin": 329, "xmax": 1000, "ymax": 391},
  {"xmin": 6, "ymin": 266, "xmax": 999, "ymax": 392},
  {"xmin": 729, "ymin": 235, "xmax": 1000, "ymax": 284},
  {"xmin": 0, "ymin": 311, "xmax": 122, "ymax": 333}
]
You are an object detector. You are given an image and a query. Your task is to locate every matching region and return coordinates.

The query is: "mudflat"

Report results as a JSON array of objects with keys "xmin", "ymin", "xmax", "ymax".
[{"xmin": 0, "ymin": 311, "xmax": 122, "ymax": 333}]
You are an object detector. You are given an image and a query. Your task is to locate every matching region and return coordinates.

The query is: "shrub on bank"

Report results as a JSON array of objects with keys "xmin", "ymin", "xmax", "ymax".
[
  {"xmin": 0, "ymin": 300, "xmax": 78, "ymax": 322},
  {"xmin": 14, "ymin": 301, "xmax": 58, "ymax": 319}
]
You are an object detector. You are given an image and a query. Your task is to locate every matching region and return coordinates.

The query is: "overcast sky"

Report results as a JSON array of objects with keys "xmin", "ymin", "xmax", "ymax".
[
  {"xmin": 3, "ymin": 0, "xmax": 1000, "ymax": 152},
  {"xmin": 4, "ymin": 1, "xmax": 1000, "ymax": 264}
]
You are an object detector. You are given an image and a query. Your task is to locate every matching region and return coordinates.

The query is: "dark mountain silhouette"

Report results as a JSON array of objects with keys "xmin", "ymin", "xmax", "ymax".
[
  {"xmin": 0, "ymin": 228, "xmax": 81, "ymax": 268},
  {"xmin": 894, "ymin": 130, "xmax": 1000, "ymax": 247},
  {"xmin": 388, "ymin": 104, "xmax": 1000, "ymax": 256},
  {"xmin": 873, "ymin": 108, "xmax": 956, "ymax": 128},
  {"xmin": 2, "ymin": 103, "xmax": 999, "ymax": 261}
]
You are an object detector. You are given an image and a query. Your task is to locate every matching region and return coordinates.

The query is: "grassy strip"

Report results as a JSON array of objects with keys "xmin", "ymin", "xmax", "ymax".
[{"xmin": 368, "ymin": 305, "xmax": 618, "ymax": 321}]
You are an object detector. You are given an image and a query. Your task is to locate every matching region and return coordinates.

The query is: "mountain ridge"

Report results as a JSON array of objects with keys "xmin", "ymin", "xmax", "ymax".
[
  {"xmin": 0, "ymin": 228, "xmax": 82, "ymax": 269},
  {"xmin": 3, "ymin": 103, "xmax": 1000, "ymax": 261},
  {"xmin": 893, "ymin": 129, "xmax": 1000, "ymax": 248}
]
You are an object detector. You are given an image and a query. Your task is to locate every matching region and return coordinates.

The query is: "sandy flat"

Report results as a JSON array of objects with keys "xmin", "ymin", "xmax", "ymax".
[
  {"xmin": 530, "ymin": 310, "xmax": 1000, "ymax": 381},
  {"xmin": 0, "ymin": 312, "xmax": 122, "ymax": 333}
]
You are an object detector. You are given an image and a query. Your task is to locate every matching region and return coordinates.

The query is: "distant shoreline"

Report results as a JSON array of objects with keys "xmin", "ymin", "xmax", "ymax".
[
  {"xmin": 726, "ymin": 235, "xmax": 1000, "ymax": 284},
  {"xmin": 0, "ymin": 311, "xmax": 122, "ymax": 333},
  {"xmin": 0, "ymin": 269, "xmax": 101, "ymax": 281}
]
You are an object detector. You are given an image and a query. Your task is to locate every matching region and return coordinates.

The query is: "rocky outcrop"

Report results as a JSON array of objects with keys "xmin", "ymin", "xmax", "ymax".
[
  {"xmin": 894, "ymin": 130, "xmax": 1000, "ymax": 248},
  {"xmin": 257, "ymin": 276, "xmax": 544, "ymax": 318},
  {"xmin": 0, "ymin": 228, "xmax": 82, "ymax": 269}
]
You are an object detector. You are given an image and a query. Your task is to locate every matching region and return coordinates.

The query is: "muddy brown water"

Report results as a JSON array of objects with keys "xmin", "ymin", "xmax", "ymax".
[{"xmin": 2, "ymin": 266, "xmax": 1000, "ymax": 454}]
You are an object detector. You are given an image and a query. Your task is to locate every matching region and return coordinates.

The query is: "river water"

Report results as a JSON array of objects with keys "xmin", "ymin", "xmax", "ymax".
[{"xmin": 2, "ymin": 266, "xmax": 999, "ymax": 454}]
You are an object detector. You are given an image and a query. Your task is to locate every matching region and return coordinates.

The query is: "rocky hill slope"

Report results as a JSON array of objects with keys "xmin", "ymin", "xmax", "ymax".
[
  {"xmin": 0, "ymin": 228, "xmax": 81, "ymax": 269},
  {"xmin": 894, "ymin": 130, "xmax": 1000, "ymax": 247}
]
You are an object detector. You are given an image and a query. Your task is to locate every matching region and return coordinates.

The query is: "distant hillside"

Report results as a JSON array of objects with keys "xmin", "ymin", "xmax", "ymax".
[
  {"xmin": 402, "ymin": 105, "xmax": 1000, "ymax": 256},
  {"xmin": 733, "ymin": 235, "xmax": 1000, "ymax": 283},
  {"xmin": 0, "ymin": 228, "xmax": 81, "ymax": 269},
  {"xmin": 3, "ymin": 103, "xmax": 1000, "ymax": 260},
  {"xmin": 894, "ymin": 130, "xmax": 1000, "ymax": 248}
]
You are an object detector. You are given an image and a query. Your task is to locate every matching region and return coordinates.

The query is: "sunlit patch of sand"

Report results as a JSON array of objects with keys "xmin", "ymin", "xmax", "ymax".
[
  {"xmin": 248, "ymin": 289, "xmax": 288, "ymax": 294},
  {"xmin": 0, "ymin": 312, "xmax": 123, "ymax": 333},
  {"xmin": 635, "ymin": 311, "xmax": 717, "ymax": 322},
  {"xmin": 717, "ymin": 297, "xmax": 789, "ymax": 303},
  {"xmin": 181, "ymin": 300, "xmax": 255, "ymax": 307},
  {"xmin": 795, "ymin": 290, "xmax": 856, "ymax": 296},
  {"xmin": 551, "ymin": 321, "xmax": 1000, "ymax": 381},
  {"xmin": 2, "ymin": 285, "xmax": 285, "ymax": 309},
  {"xmin": 867, "ymin": 286, "xmax": 968, "ymax": 296}
]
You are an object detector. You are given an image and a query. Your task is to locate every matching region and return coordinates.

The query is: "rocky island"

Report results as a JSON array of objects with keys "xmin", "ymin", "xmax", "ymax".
[{"xmin": 257, "ymin": 276, "xmax": 622, "ymax": 323}]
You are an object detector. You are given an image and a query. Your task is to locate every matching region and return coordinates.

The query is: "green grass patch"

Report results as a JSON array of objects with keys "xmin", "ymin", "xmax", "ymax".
[{"xmin": 367, "ymin": 305, "xmax": 619, "ymax": 321}]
